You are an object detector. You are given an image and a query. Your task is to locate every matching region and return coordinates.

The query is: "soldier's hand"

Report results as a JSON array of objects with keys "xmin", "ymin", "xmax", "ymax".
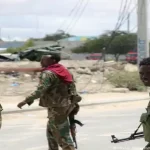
[{"xmin": 17, "ymin": 101, "xmax": 26, "ymax": 109}]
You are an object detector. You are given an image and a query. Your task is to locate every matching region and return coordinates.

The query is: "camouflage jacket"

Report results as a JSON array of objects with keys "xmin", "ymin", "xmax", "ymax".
[{"xmin": 25, "ymin": 70, "xmax": 79, "ymax": 108}]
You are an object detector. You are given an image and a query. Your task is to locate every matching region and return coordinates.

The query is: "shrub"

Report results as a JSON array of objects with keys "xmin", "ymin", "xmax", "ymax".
[{"xmin": 106, "ymin": 71, "xmax": 146, "ymax": 91}]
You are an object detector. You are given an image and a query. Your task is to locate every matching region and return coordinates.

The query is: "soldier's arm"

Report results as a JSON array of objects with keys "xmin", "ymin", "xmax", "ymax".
[
  {"xmin": 0, "ymin": 67, "xmax": 42, "ymax": 73},
  {"xmin": 24, "ymin": 71, "xmax": 53, "ymax": 105}
]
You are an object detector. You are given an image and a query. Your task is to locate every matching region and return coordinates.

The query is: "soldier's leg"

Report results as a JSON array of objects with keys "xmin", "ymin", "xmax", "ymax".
[
  {"xmin": 48, "ymin": 117, "xmax": 75, "ymax": 150},
  {"xmin": 57, "ymin": 118, "xmax": 74, "ymax": 150},
  {"xmin": 47, "ymin": 106, "xmax": 76, "ymax": 150},
  {"xmin": 46, "ymin": 121, "xmax": 59, "ymax": 150}
]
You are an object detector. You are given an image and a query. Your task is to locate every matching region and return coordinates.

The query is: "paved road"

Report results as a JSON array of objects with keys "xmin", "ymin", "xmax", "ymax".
[{"xmin": 0, "ymin": 101, "xmax": 148, "ymax": 150}]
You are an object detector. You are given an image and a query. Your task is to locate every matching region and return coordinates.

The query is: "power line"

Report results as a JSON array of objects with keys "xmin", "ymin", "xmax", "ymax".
[
  {"xmin": 118, "ymin": 3, "xmax": 137, "ymax": 29},
  {"xmin": 114, "ymin": 0, "xmax": 134, "ymax": 32},
  {"xmin": 66, "ymin": 0, "xmax": 90, "ymax": 33},
  {"xmin": 131, "ymin": 25, "xmax": 137, "ymax": 32},
  {"xmin": 108, "ymin": 0, "xmax": 137, "ymax": 44},
  {"xmin": 116, "ymin": 0, "xmax": 135, "ymax": 31},
  {"xmin": 78, "ymin": 0, "xmax": 137, "ymax": 92},
  {"xmin": 62, "ymin": 0, "xmax": 85, "ymax": 32},
  {"xmin": 74, "ymin": 0, "xmax": 138, "ymax": 93},
  {"xmin": 64, "ymin": 0, "xmax": 137, "ymax": 93},
  {"xmin": 101, "ymin": 0, "xmax": 137, "ymax": 65},
  {"xmin": 106, "ymin": 0, "xmax": 130, "ymax": 47},
  {"xmin": 115, "ymin": 0, "xmax": 129, "ymax": 30},
  {"xmin": 118, "ymin": 0, "xmax": 125, "ymax": 20},
  {"xmin": 57, "ymin": 0, "xmax": 83, "ymax": 31}
]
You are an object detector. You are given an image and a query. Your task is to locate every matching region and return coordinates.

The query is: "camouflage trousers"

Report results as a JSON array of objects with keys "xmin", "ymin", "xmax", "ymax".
[{"xmin": 46, "ymin": 106, "xmax": 75, "ymax": 150}]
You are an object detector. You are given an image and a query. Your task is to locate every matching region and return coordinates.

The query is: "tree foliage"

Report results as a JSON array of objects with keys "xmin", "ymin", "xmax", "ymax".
[
  {"xmin": 72, "ymin": 30, "xmax": 137, "ymax": 61},
  {"xmin": 43, "ymin": 30, "xmax": 73, "ymax": 41}
]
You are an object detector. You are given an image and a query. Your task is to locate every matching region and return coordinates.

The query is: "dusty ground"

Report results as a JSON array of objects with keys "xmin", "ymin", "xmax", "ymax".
[
  {"xmin": 0, "ymin": 60, "xmax": 148, "ymax": 113},
  {"xmin": 0, "ymin": 60, "xmax": 147, "ymax": 150},
  {"xmin": 0, "ymin": 60, "xmax": 139, "ymax": 94}
]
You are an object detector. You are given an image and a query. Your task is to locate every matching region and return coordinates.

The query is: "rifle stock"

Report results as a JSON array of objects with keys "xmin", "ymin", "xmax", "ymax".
[{"xmin": 111, "ymin": 123, "xmax": 144, "ymax": 143}]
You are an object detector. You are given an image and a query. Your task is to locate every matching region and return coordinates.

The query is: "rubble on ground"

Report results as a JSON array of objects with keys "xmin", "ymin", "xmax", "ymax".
[
  {"xmin": 0, "ymin": 60, "xmax": 139, "ymax": 96},
  {"xmin": 124, "ymin": 63, "xmax": 138, "ymax": 72}
]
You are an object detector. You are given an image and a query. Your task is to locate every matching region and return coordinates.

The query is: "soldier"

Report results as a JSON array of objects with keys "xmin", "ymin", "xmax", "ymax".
[
  {"xmin": 17, "ymin": 54, "xmax": 81, "ymax": 150},
  {"xmin": 139, "ymin": 57, "xmax": 150, "ymax": 150}
]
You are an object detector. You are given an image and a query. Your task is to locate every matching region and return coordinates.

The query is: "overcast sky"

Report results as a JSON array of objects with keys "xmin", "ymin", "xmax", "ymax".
[{"xmin": 0, "ymin": 0, "xmax": 148, "ymax": 41}]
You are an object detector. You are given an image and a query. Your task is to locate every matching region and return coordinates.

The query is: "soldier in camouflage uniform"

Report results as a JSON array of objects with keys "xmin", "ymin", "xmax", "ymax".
[{"xmin": 17, "ymin": 54, "xmax": 81, "ymax": 150}]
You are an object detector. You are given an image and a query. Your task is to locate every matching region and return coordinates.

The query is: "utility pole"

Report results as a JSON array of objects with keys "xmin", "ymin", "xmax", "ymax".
[
  {"xmin": 137, "ymin": 0, "xmax": 149, "ymax": 66},
  {"xmin": 127, "ymin": 13, "xmax": 130, "ymax": 33}
]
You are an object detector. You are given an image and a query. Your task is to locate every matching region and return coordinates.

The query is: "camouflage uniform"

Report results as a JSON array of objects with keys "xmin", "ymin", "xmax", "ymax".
[
  {"xmin": 0, "ymin": 104, "xmax": 3, "ymax": 129},
  {"xmin": 24, "ymin": 70, "xmax": 79, "ymax": 150}
]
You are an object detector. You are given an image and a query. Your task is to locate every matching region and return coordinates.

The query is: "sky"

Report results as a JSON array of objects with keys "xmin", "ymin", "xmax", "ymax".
[{"xmin": 0, "ymin": 0, "xmax": 148, "ymax": 41}]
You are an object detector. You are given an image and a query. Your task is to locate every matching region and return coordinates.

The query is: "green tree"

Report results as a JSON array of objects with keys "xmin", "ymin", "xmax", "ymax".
[
  {"xmin": 108, "ymin": 32, "xmax": 137, "ymax": 61},
  {"xmin": 72, "ymin": 31, "xmax": 137, "ymax": 61},
  {"xmin": 24, "ymin": 39, "xmax": 34, "ymax": 47},
  {"xmin": 43, "ymin": 30, "xmax": 73, "ymax": 41}
]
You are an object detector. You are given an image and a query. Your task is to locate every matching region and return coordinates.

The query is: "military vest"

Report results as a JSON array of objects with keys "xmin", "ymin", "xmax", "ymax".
[{"xmin": 39, "ymin": 70, "xmax": 72, "ymax": 108}]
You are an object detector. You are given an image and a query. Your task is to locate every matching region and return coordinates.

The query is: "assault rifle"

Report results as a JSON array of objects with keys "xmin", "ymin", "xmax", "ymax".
[
  {"xmin": 69, "ymin": 116, "xmax": 84, "ymax": 149},
  {"xmin": 111, "ymin": 123, "xmax": 144, "ymax": 143}
]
